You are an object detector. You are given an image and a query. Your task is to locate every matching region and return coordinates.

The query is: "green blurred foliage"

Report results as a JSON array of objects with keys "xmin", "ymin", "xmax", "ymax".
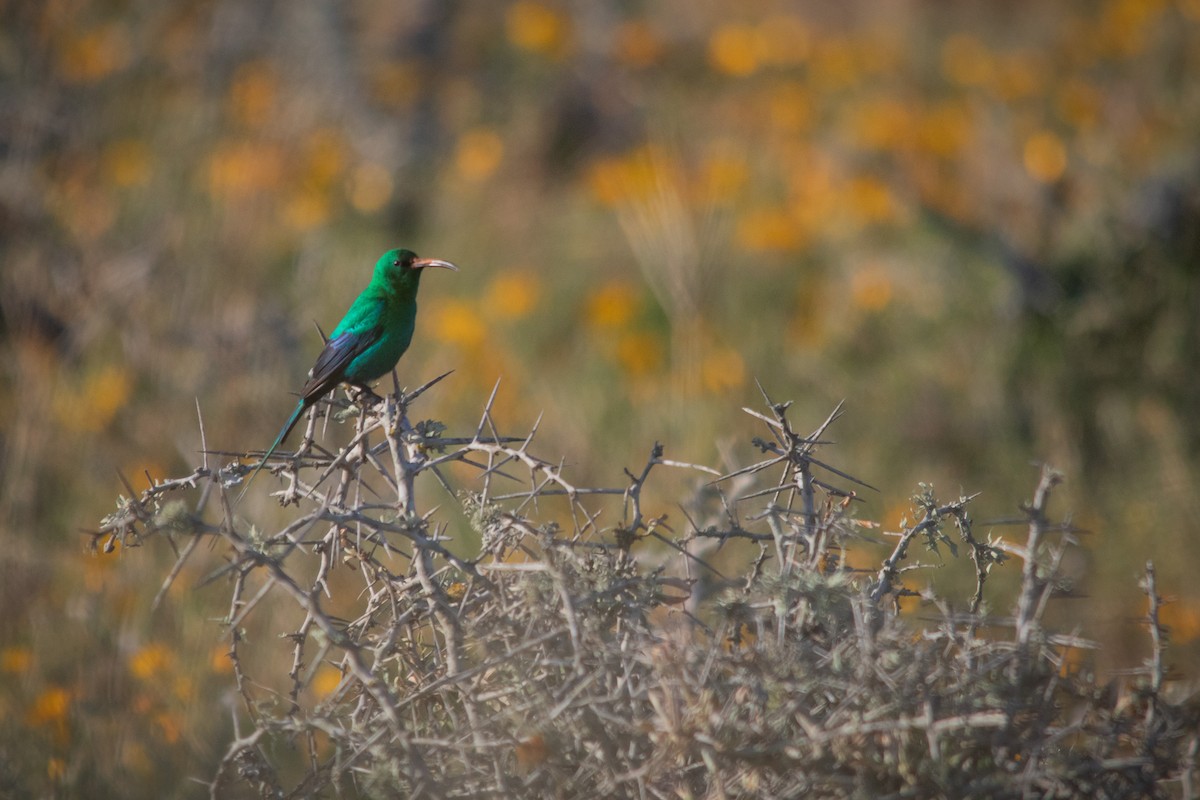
[{"xmin": 2, "ymin": 0, "xmax": 1200, "ymax": 795}]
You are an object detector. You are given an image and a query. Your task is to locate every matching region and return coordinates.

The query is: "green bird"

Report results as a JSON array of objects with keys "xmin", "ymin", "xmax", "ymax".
[{"xmin": 239, "ymin": 248, "xmax": 458, "ymax": 500}]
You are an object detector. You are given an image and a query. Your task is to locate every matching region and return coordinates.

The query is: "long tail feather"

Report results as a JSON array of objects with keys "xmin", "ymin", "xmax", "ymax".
[{"xmin": 236, "ymin": 401, "xmax": 306, "ymax": 504}]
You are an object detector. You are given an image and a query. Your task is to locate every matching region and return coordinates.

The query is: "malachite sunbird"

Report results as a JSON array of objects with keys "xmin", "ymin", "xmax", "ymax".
[{"xmin": 239, "ymin": 248, "xmax": 458, "ymax": 500}]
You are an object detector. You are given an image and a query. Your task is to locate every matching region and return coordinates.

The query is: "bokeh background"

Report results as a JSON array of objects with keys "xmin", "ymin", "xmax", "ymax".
[{"xmin": 3, "ymin": 0, "xmax": 1200, "ymax": 794}]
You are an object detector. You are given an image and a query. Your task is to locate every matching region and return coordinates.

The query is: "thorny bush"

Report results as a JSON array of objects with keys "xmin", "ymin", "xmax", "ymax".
[{"xmin": 98, "ymin": 378, "xmax": 1199, "ymax": 799}]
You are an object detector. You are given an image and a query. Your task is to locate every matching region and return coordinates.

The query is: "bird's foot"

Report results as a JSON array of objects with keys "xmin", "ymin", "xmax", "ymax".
[{"xmin": 349, "ymin": 385, "xmax": 385, "ymax": 407}]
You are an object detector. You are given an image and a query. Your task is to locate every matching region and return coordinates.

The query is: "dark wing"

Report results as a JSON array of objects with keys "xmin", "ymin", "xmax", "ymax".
[{"xmin": 298, "ymin": 321, "xmax": 383, "ymax": 404}]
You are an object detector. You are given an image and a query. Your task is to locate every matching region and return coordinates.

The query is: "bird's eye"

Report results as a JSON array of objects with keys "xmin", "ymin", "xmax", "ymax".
[{"xmin": 392, "ymin": 258, "xmax": 401, "ymax": 268}]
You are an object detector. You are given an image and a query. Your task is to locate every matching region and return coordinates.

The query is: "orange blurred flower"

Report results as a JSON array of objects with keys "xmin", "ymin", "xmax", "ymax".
[
  {"xmin": 736, "ymin": 206, "xmax": 803, "ymax": 253},
  {"xmin": 303, "ymin": 130, "xmax": 346, "ymax": 188},
  {"xmin": 311, "ymin": 664, "xmax": 344, "ymax": 698},
  {"xmin": 429, "ymin": 300, "xmax": 487, "ymax": 349},
  {"xmin": 848, "ymin": 96, "xmax": 914, "ymax": 152},
  {"xmin": 228, "ymin": 61, "xmax": 277, "ymax": 127},
  {"xmin": 940, "ymin": 33, "xmax": 994, "ymax": 87},
  {"xmin": 766, "ymin": 82, "xmax": 814, "ymax": 134},
  {"xmin": 695, "ymin": 151, "xmax": 748, "ymax": 204},
  {"xmin": 155, "ymin": 711, "xmax": 183, "ymax": 744},
  {"xmin": 210, "ymin": 645, "xmax": 234, "ymax": 675},
  {"xmin": 285, "ymin": 187, "xmax": 331, "ymax": 232},
  {"xmin": 915, "ymin": 102, "xmax": 973, "ymax": 158},
  {"xmin": 208, "ymin": 139, "xmax": 284, "ymax": 199},
  {"xmin": 810, "ymin": 38, "xmax": 859, "ymax": 90},
  {"xmin": 585, "ymin": 145, "xmax": 672, "ymax": 207},
  {"xmin": 851, "ymin": 262, "xmax": 894, "ymax": 312},
  {"xmin": 103, "ymin": 139, "xmax": 151, "ymax": 188},
  {"xmin": 1024, "ymin": 130, "xmax": 1068, "ymax": 183},
  {"xmin": 27, "ymin": 686, "xmax": 72, "ymax": 744},
  {"xmin": 348, "ymin": 163, "xmax": 394, "ymax": 213},
  {"xmin": 1056, "ymin": 79, "xmax": 1102, "ymax": 129},
  {"xmin": 58, "ymin": 23, "xmax": 130, "ymax": 83},
  {"xmin": 586, "ymin": 280, "xmax": 639, "ymax": 329},
  {"xmin": 701, "ymin": 346, "xmax": 745, "ymax": 393},
  {"xmin": 129, "ymin": 643, "xmax": 175, "ymax": 680},
  {"xmin": 53, "ymin": 364, "xmax": 133, "ymax": 433},
  {"xmin": 844, "ymin": 176, "xmax": 897, "ymax": 225},
  {"xmin": 1157, "ymin": 601, "xmax": 1200, "ymax": 644},
  {"xmin": 485, "ymin": 272, "xmax": 541, "ymax": 321},
  {"xmin": 506, "ymin": 1, "xmax": 571, "ymax": 58},
  {"xmin": 616, "ymin": 331, "xmax": 664, "ymax": 377},
  {"xmin": 1, "ymin": 646, "xmax": 32, "ymax": 674},
  {"xmin": 455, "ymin": 128, "xmax": 504, "ymax": 182},
  {"xmin": 369, "ymin": 61, "xmax": 420, "ymax": 109},
  {"xmin": 708, "ymin": 23, "xmax": 764, "ymax": 77}
]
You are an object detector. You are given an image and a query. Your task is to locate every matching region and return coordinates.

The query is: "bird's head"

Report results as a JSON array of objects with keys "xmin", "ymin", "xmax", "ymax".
[{"xmin": 375, "ymin": 248, "xmax": 459, "ymax": 294}]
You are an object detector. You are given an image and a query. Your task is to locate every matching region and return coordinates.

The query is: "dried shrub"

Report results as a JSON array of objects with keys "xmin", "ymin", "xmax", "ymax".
[{"xmin": 98, "ymin": 381, "xmax": 1199, "ymax": 799}]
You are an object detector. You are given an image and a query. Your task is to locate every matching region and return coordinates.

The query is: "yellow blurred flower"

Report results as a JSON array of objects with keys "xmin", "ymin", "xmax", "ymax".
[
  {"xmin": 766, "ymin": 82, "xmax": 814, "ymax": 134},
  {"xmin": 844, "ymin": 176, "xmax": 897, "ymax": 225},
  {"xmin": 311, "ymin": 664, "xmax": 344, "ymax": 698},
  {"xmin": 708, "ymin": 23, "xmax": 763, "ymax": 77},
  {"xmin": 915, "ymin": 101, "xmax": 973, "ymax": 158},
  {"xmin": 284, "ymin": 187, "xmax": 331, "ymax": 232},
  {"xmin": 586, "ymin": 156, "xmax": 627, "ymax": 206},
  {"xmin": 103, "ymin": 139, "xmax": 151, "ymax": 188},
  {"xmin": 228, "ymin": 61, "xmax": 277, "ymax": 127},
  {"xmin": 53, "ymin": 364, "xmax": 133, "ymax": 433},
  {"xmin": 348, "ymin": 162, "xmax": 394, "ymax": 213},
  {"xmin": 210, "ymin": 644, "xmax": 234, "ymax": 675},
  {"xmin": 173, "ymin": 676, "xmax": 195, "ymax": 703},
  {"xmin": 1056, "ymin": 79, "xmax": 1101, "ymax": 129},
  {"xmin": 303, "ymin": 129, "xmax": 346, "ymax": 188},
  {"xmin": 616, "ymin": 331, "xmax": 664, "ymax": 377},
  {"xmin": 586, "ymin": 280, "xmax": 639, "ymax": 329},
  {"xmin": 369, "ymin": 61, "xmax": 420, "ymax": 110},
  {"xmin": 701, "ymin": 346, "xmax": 745, "ymax": 393},
  {"xmin": 429, "ymin": 300, "xmax": 487, "ymax": 348},
  {"xmin": 940, "ymin": 33, "xmax": 994, "ymax": 87},
  {"xmin": 155, "ymin": 711, "xmax": 182, "ymax": 744},
  {"xmin": 851, "ymin": 262, "xmax": 894, "ymax": 312},
  {"xmin": 1159, "ymin": 601, "xmax": 1200, "ymax": 643},
  {"xmin": 27, "ymin": 686, "xmax": 71, "ymax": 730},
  {"xmin": 208, "ymin": 139, "xmax": 284, "ymax": 199},
  {"xmin": 736, "ymin": 206, "xmax": 803, "ymax": 253},
  {"xmin": 1023, "ymin": 130, "xmax": 1068, "ymax": 183},
  {"xmin": 810, "ymin": 38, "xmax": 859, "ymax": 90},
  {"xmin": 130, "ymin": 643, "xmax": 175, "ymax": 680},
  {"xmin": 506, "ymin": 1, "xmax": 571, "ymax": 58},
  {"xmin": 848, "ymin": 97, "xmax": 913, "ymax": 152},
  {"xmin": 1, "ymin": 646, "xmax": 32, "ymax": 674},
  {"xmin": 58, "ymin": 23, "xmax": 130, "ymax": 83},
  {"xmin": 695, "ymin": 151, "xmax": 748, "ymax": 203},
  {"xmin": 993, "ymin": 52, "xmax": 1041, "ymax": 101},
  {"xmin": 585, "ymin": 145, "xmax": 670, "ymax": 207},
  {"xmin": 455, "ymin": 128, "xmax": 504, "ymax": 182},
  {"xmin": 790, "ymin": 279, "xmax": 827, "ymax": 349},
  {"xmin": 1098, "ymin": 0, "xmax": 1166, "ymax": 57},
  {"xmin": 485, "ymin": 271, "xmax": 541, "ymax": 321}
]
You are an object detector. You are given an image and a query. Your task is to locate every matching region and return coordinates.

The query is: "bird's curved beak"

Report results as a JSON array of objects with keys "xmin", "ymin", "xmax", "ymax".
[{"xmin": 413, "ymin": 257, "xmax": 459, "ymax": 271}]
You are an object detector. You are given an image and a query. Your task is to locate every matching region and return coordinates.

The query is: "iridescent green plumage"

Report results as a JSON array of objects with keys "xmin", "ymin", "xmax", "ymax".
[{"xmin": 239, "ymin": 248, "xmax": 457, "ymax": 500}]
